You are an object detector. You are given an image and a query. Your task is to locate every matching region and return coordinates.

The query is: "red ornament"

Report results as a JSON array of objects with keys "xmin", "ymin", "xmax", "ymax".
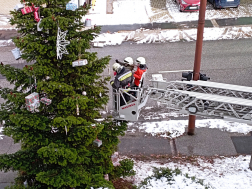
[{"xmin": 32, "ymin": 4, "xmax": 40, "ymax": 22}]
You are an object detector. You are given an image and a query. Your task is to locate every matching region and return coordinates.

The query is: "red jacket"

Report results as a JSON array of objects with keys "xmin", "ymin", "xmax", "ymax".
[{"xmin": 133, "ymin": 67, "xmax": 146, "ymax": 86}]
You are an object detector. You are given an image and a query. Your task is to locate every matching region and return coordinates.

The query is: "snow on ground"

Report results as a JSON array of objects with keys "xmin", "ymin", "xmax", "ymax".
[
  {"xmin": 1, "ymin": 0, "xmax": 252, "ymax": 46},
  {"xmin": 92, "ymin": 26, "xmax": 252, "ymax": 46},
  {"xmin": 127, "ymin": 118, "xmax": 252, "ymax": 138},
  {"xmin": 130, "ymin": 155, "xmax": 252, "ymax": 188}
]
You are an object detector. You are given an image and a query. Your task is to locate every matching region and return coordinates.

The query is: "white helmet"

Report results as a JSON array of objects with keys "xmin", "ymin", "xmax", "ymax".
[
  {"xmin": 124, "ymin": 57, "xmax": 134, "ymax": 66},
  {"xmin": 136, "ymin": 57, "xmax": 146, "ymax": 65},
  {"xmin": 113, "ymin": 63, "xmax": 123, "ymax": 73}
]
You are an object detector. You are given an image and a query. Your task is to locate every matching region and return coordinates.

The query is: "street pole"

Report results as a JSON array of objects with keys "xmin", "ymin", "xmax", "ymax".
[{"xmin": 187, "ymin": 0, "xmax": 207, "ymax": 135}]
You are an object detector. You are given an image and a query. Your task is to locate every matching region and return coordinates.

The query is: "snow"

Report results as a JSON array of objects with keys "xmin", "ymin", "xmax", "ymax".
[
  {"xmin": 1, "ymin": 0, "xmax": 252, "ymax": 46},
  {"xmin": 130, "ymin": 118, "xmax": 252, "ymax": 139},
  {"xmin": 1, "ymin": 0, "xmax": 252, "ymax": 188},
  {"xmin": 131, "ymin": 155, "xmax": 252, "ymax": 188},
  {"xmin": 124, "ymin": 112, "xmax": 252, "ymax": 188}
]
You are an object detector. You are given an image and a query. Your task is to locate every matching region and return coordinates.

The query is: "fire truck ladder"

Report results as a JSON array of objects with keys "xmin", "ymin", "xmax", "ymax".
[{"xmin": 112, "ymin": 74, "xmax": 252, "ymax": 124}]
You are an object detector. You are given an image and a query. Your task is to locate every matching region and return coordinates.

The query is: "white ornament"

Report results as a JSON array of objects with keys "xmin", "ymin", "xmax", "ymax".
[
  {"xmin": 56, "ymin": 27, "xmax": 70, "ymax": 59},
  {"xmin": 72, "ymin": 59, "xmax": 88, "ymax": 67},
  {"xmin": 82, "ymin": 91, "xmax": 87, "ymax": 96},
  {"xmin": 99, "ymin": 92, "xmax": 102, "ymax": 97},
  {"xmin": 11, "ymin": 48, "xmax": 22, "ymax": 60},
  {"xmin": 65, "ymin": 125, "xmax": 67, "ymax": 135},
  {"xmin": 76, "ymin": 104, "xmax": 79, "ymax": 115},
  {"xmin": 37, "ymin": 19, "xmax": 43, "ymax": 31}
]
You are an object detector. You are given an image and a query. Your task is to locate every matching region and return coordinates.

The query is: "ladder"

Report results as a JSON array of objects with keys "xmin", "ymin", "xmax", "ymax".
[{"xmin": 112, "ymin": 74, "xmax": 252, "ymax": 125}]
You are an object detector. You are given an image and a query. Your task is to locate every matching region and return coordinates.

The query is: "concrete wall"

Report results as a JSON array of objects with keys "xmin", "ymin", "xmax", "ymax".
[{"xmin": 0, "ymin": 0, "xmax": 20, "ymax": 15}]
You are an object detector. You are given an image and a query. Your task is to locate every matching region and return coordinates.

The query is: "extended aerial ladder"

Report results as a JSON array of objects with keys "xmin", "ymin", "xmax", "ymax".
[{"xmin": 112, "ymin": 73, "xmax": 252, "ymax": 125}]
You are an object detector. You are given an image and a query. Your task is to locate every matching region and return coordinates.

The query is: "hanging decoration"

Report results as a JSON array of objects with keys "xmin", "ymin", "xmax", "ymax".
[
  {"xmin": 25, "ymin": 92, "xmax": 40, "ymax": 112},
  {"xmin": 104, "ymin": 174, "xmax": 109, "ymax": 181},
  {"xmin": 72, "ymin": 59, "xmax": 88, "ymax": 67},
  {"xmin": 66, "ymin": 2, "xmax": 77, "ymax": 11},
  {"xmin": 76, "ymin": 97, "xmax": 79, "ymax": 115},
  {"xmin": 99, "ymin": 92, "xmax": 102, "ymax": 97},
  {"xmin": 11, "ymin": 48, "xmax": 22, "ymax": 60},
  {"xmin": 40, "ymin": 97, "xmax": 52, "ymax": 105},
  {"xmin": 93, "ymin": 138, "xmax": 102, "ymax": 147},
  {"xmin": 65, "ymin": 125, "xmax": 67, "ymax": 135},
  {"xmin": 37, "ymin": 19, "xmax": 43, "ymax": 31},
  {"xmin": 56, "ymin": 27, "xmax": 70, "ymax": 59},
  {"xmin": 20, "ymin": 1, "xmax": 40, "ymax": 22},
  {"xmin": 21, "ymin": 5, "xmax": 33, "ymax": 15},
  {"xmin": 111, "ymin": 152, "xmax": 120, "ymax": 166},
  {"xmin": 85, "ymin": 19, "xmax": 91, "ymax": 27},
  {"xmin": 34, "ymin": 76, "xmax": 37, "ymax": 89},
  {"xmin": 14, "ymin": 4, "xmax": 24, "ymax": 11},
  {"xmin": 82, "ymin": 91, "xmax": 87, "ymax": 96},
  {"xmin": 32, "ymin": 4, "xmax": 40, "ymax": 22},
  {"xmin": 72, "ymin": 38, "xmax": 88, "ymax": 67}
]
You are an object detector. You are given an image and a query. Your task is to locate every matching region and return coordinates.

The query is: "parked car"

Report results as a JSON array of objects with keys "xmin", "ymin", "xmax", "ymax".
[
  {"xmin": 208, "ymin": 0, "xmax": 240, "ymax": 9},
  {"xmin": 175, "ymin": 0, "xmax": 201, "ymax": 12}
]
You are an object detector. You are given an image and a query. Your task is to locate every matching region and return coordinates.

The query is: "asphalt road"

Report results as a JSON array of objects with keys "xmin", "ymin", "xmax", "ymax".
[
  {"xmin": 91, "ymin": 39, "xmax": 252, "ymax": 88},
  {"xmin": 2, "ymin": 38, "xmax": 252, "ymax": 111}
]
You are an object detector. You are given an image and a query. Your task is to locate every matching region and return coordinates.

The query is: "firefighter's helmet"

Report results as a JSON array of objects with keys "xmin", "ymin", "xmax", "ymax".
[
  {"xmin": 124, "ymin": 57, "xmax": 134, "ymax": 65},
  {"xmin": 113, "ymin": 63, "xmax": 123, "ymax": 73},
  {"xmin": 136, "ymin": 57, "xmax": 146, "ymax": 65}
]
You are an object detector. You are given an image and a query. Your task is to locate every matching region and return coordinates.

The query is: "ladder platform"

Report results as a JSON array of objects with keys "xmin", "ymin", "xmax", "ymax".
[
  {"xmin": 173, "ymin": 80, "xmax": 252, "ymax": 93},
  {"xmin": 174, "ymin": 90, "xmax": 252, "ymax": 107}
]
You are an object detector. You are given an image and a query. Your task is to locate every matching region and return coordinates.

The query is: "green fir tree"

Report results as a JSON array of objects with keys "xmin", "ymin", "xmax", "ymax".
[{"xmin": 0, "ymin": 0, "xmax": 134, "ymax": 188}]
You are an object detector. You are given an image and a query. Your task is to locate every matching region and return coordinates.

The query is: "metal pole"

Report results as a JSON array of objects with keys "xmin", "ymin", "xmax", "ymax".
[{"xmin": 187, "ymin": 0, "xmax": 207, "ymax": 135}]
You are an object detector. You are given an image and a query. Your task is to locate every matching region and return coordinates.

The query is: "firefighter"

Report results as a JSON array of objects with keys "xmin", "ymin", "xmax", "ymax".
[
  {"xmin": 115, "ymin": 57, "xmax": 135, "ymax": 71},
  {"xmin": 133, "ymin": 57, "xmax": 148, "ymax": 88},
  {"xmin": 110, "ymin": 63, "xmax": 133, "ymax": 106}
]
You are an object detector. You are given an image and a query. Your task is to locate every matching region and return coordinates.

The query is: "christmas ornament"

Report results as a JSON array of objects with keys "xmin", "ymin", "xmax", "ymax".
[
  {"xmin": 104, "ymin": 174, "xmax": 109, "ymax": 181},
  {"xmin": 14, "ymin": 4, "xmax": 24, "ymax": 11},
  {"xmin": 72, "ymin": 39, "xmax": 88, "ymax": 67},
  {"xmin": 37, "ymin": 19, "xmax": 43, "ymax": 31},
  {"xmin": 21, "ymin": 6, "xmax": 33, "ymax": 15},
  {"xmin": 56, "ymin": 27, "xmax": 70, "ymax": 59},
  {"xmin": 65, "ymin": 125, "xmax": 67, "ymax": 135},
  {"xmin": 111, "ymin": 152, "xmax": 120, "ymax": 166},
  {"xmin": 34, "ymin": 76, "xmax": 37, "ymax": 89},
  {"xmin": 40, "ymin": 97, "xmax": 52, "ymax": 105},
  {"xmin": 99, "ymin": 92, "xmax": 102, "ymax": 97},
  {"xmin": 76, "ymin": 104, "xmax": 79, "ymax": 115},
  {"xmin": 11, "ymin": 48, "xmax": 22, "ymax": 60},
  {"xmin": 85, "ymin": 19, "xmax": 91, "ymax": 27},
  {"xmin": 25, "ymin": 92, "xmax": 40, "ymax": 112},
  {"xmin": 93, "ymin": 138, "xmax": 102, "ymax": 147},
  {"xmin": 72, "ymin": 59, "xmax": 88, "ymax": 67},
  {"xmin": 66, "ymin": 3, "xmax": 77, "ymax": 11},
  {"xmin": 32, "ymin": 4, "xmax": 40, "ymax": 22},
  {"xmin": 82, "ymin": 91, "xmax": 87, "ymax": 96}
]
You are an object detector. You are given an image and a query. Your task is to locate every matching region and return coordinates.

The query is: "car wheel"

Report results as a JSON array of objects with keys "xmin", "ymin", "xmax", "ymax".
[{"xmin": 213, "ymin": 1, "xmax": 217, "ymax": 9}]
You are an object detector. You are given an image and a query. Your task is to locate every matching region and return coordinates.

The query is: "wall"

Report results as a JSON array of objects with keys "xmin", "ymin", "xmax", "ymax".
[{"xmin": 0, "ymin": 0, "xmax": 20, "ymax": 15}]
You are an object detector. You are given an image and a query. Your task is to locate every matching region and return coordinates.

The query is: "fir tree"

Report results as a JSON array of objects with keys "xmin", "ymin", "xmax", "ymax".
[{"xmin": 0, "ymin": 0, "xmax": 134, "ymax": 188}]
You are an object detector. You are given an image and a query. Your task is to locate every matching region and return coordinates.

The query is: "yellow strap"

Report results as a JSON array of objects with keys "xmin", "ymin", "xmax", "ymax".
[{"xmin": 119, "ymin": 72, "xmax": 132, "ymax": 81}]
